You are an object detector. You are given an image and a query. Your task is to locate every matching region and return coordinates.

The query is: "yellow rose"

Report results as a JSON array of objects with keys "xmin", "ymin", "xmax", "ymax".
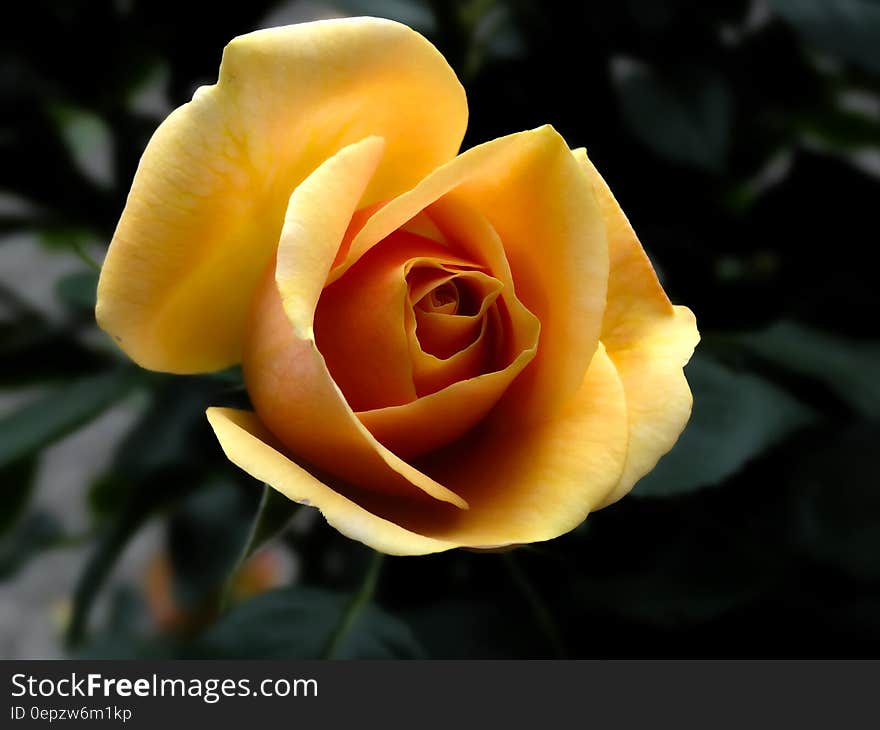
[{"xmin": 96, "ymin": 17, "xmax": 698, "ymax": 555}]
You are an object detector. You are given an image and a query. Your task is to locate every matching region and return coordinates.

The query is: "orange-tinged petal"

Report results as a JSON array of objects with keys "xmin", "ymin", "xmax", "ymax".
[
  {"xmin": 419, "ymin": 199, "xmax": 541, "ymax": 367},
  {"xmin": 400, "ymin": 212, "xmax": 449, "ymax": 244},
  {"xmin": 314, "ymin": 231, "xmax": 478, "ymax": 410},
  {"xmin": 333, "ymin": 126, "xmax": 608, "ymax": 423},
  {"xmin": 573, "ymin": 148, "xmax": 699, "ymax": 506},
  {"xmin": 411, "ymin": 270, "xmax": 502, "ymax": 359},
  {"xmin": 314, "ymin": 251, "xmax": 416, "ymax": 411},
  {"xmin": 96, "ymin": 17, "xmax": 467, "ymax": 373},
  {"xmin": 397, "ymin": 342, "xmax": 628, "ymax": 546},
  {"xmin": 206, "ymin": 408, "xmax": 457, "ymax": 556},
  {"xmin": 350, "ymin": 214, "xmax": 542, "ymax": 459},
  {"xmin": 245, "ymin": 138, "xmax": 467, "ymax": 510},
  {"xmin": 359, "ymin": 314, "xmax": 537, "ymax": 460},
  {"xmin": 408, "ymin": 311, "xmax": 494, "ymax": 396},
  {"xmin": 210, "ymin": 342, "xmax": 628, "ymax": 553},
  {"xmin": 222, "ymin": 282, "xmax": 643, "ymax": 556}
]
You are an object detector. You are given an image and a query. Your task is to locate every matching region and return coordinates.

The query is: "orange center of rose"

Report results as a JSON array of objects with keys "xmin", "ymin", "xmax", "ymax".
[
  {"xmin": 242, "ymin": 203, "xmax": 541, "ymax": 470},
  {"xmin": 313, "ymin": 229, "xmax": 507, "ymax": 412}
]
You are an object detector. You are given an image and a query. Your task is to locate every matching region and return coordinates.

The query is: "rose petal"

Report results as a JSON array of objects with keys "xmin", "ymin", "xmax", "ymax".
[
  {"xmin": 407, "ymin": 308, "xmax": 495, "ymax": 396},
  {"xmin": 96, "ymin": 17, "xmax": 467, "ymax": 373},
  {"xmin": 246, "ymin": 137, "xmax": 467, "ymax": 509},
  {"xmin": 407, "ymin": 267, "xmax": 457, "ymax": 302},
  {"xmin": 206, "ymin": 408, "xmax": 457, "ymax": 556},
  {"xmin": 359, "ymin": 307, "xmax": 537, "ymax": 460},
  {"xmin": 315, "ymin": 231, "xmax": 488, "ymax": 410},
  {"xmin": 422, "ymin": 196, "xmax": 542, "ymax": 387},
  {"xmin": 352, "ymin": 204, "xmax": 542, "ymax": 460},
  {"xmin": 208, "ymin": 342, "xmax": 628, "ymax": 553},
  {"xmin": 332, "ymin": 126, "xmax": 608, "ymax": 423},
  {"xmin": 411, "ymin": 270, "xmax": 502, "ymax": 359},
  {"xmin": 396, "ymin": 342, "xmax": 629, "ymax": 546},
  {"xmin": 400, "ymin": 211, "xmax": 449, "ymax": 244},
  {"xmin": 573, "ymin": 148, "xmax": 700, "ymax": 506},
  {"xmin": 314, "ymin": 234, "xmax": 419, "ymax": 411}
]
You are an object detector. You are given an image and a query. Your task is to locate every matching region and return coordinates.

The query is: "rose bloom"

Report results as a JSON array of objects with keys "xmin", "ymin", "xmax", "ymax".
[{"xmin": 96, "ymin": 18, "xmax": 698, "ymax": 554}]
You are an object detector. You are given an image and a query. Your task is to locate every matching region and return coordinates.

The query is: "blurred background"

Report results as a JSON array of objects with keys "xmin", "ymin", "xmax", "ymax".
[{"xmin": 1, "ymin": 0, "xmax": 879, "ymax": 659}]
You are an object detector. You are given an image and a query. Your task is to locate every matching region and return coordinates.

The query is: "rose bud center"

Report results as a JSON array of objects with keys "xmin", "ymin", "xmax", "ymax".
[{"xmin": 243, "ymin": 206, "xmax": 541, "ymax": 471}]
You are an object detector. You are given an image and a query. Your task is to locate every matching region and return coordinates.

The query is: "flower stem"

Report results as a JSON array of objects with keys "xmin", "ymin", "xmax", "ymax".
[
  {"xmin": 219, "ymin": 484, "xmax": 298, "ymax": 614},
  {"xmin": 322, "ymin": 551, "xmax": 385, "ymax": 659},
  {"xmin": 71, "ymin": 237, "xmax": 102, "ymax": 272},
  {"xmin": 503, "ymin": 552, "xmax": 566, "ymax": 658}
]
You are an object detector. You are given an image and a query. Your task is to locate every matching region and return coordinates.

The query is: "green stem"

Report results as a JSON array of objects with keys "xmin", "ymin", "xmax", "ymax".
[
  {"xmin": 322, "ymin": 551, "xmax": 385, "ymax": 659},
  {"xmin": 219, "ymin": 484, "xmax": 298, "ymax": 614},
  {"xmin": 503, "ymin": 552, "xmax": 566, "ymax": 658},
  {"xmin": 49, "ymin": 528, "xmax": 98, "ymax": 550},
  {"xmin": 71, "ymin": 237, "xmax": 102, "ymax": 272}
]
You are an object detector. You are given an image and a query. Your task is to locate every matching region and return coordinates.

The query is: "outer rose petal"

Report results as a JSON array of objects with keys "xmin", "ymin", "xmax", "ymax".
[
  {"xmin": 246, "ymin": 137, "xmax": 468, "ymax": 509},
  {"xmin": 96, "ymin": 17, "xmax": 467, "ymax": 373},
  {"xmin": 572, "ymin": 149, "xmax": 700, "ymax": 506},
  {"xmin": 206, "ymin": 408, "xmax": 457, "ymax": 556},
  {"xmin": 208, "ymin": 342, "xmax": 628, "ymax": 554}
]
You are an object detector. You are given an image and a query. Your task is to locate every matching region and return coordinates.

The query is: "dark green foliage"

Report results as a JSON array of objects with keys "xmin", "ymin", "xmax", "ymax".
[
  {"xmin": 613, "ymin": 64, "xmax": 732, "ymax": 172},
  {"xmin": 633, "ymin": 354, "xmax": 817, "ymax": 497},
  {"xmin": 766, "ymin": 0, "xmax": 880, "ymax": 74},
  {"xmin": 0, "ymin": 369, "xmax": 139, "ymax": 468},
  {"xmin": 196, "ymin": 586, "xmax": 425, "ymax": 659}
]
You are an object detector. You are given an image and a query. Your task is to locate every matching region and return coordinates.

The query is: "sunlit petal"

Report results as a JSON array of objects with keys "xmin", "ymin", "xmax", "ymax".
[{"xmin": 97, "ymin": 18, "xmax": 467, "ymax": 373}]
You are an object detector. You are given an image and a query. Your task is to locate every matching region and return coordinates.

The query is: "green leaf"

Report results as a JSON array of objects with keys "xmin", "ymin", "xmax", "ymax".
[
  {"xmin": 793, "ymin": 424, "xmax": 880, "ymax": 581},
  {"xmin": 612, "ymin": 60, "xmax": 732, "ymax": 172},
  {"xmin": 195, "ymin": 585, "xmax": 424, "ymax": 659},
  {"xmin": 573, "ymin": 527, "xmax": 779, "ymax": 627},
  {"xmin": 633, "ymin": 353, "xmax": 816, "ymax": 497},
  {"xmin": 737, "ymin": 320, "xmax": 880, "ymax": 419},
  {"xmin": 767, "ymin": 0, "xmax": 880, "ymax": 75},
  {"xmin": 0, "ymin": 369, "xmax": 139, "ymax": 469}
]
